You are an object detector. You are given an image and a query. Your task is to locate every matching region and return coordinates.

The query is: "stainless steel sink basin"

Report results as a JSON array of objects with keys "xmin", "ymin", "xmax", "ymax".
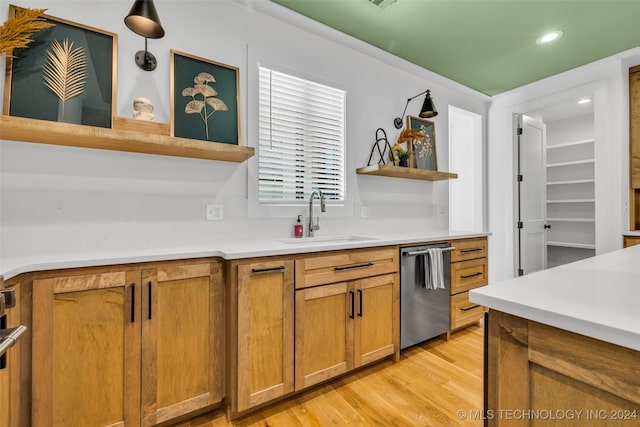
[{"xmin": 279, "ymin": 235, "xmax": 378, "ymax": 245}]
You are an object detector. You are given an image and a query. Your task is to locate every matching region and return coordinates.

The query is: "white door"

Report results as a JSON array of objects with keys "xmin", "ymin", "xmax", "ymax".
[{"xmin": 518, "ymin": 115, "xmax": 547, "ymax": 275}]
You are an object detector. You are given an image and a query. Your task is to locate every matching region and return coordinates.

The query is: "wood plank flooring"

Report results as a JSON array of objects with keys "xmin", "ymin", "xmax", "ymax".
[{"xmin": 171, "ymin": 323, "xmax": 483, "ymax": 427}]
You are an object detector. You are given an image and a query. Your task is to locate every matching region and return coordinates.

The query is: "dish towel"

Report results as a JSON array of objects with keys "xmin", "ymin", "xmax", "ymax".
[{"xmin": 427, "ymin": 248, "xmax": 445, "ymax": 290}]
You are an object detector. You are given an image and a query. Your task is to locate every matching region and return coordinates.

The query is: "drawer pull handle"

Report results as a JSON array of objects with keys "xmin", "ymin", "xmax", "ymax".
[
  {"xmin": 460, "ymin": 304, "xmax": 480, "ymax": 312},
  {"xmin": 460, "ymin": 248, "xmax": 483, "ymax": 253},
  {"xmin": 335, "ymin": 262, "xmax": 374, "ymax": 271},
  {"xmin": 251, "ymin": 266, "xmax": 285, "ymax": 274},
  {"xmin": 461, "ymin": 272, "xmax": 483, "ymax": 279},
  {"xmin": 148, "ymin": 281, "xmax": 153, "ymax": 320},
  {"xmin": 130, "ymin": 284, "xmax": 136, "ymax": 323},
  {"xmin": 349, "ymin": 291, "xmax": 355, "ymax": 319}
]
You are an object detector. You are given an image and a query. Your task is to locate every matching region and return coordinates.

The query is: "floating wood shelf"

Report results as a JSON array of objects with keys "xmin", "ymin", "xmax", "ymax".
[
  {"xmin": 0, "ymin": 115, "xmax": 255, "ymax": 163},
  {"xmin": 356, "ymin": 164, "xmax": 457, "ymax": 181}
]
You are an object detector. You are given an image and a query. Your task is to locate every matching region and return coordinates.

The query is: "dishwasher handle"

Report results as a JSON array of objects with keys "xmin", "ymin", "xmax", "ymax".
[
  {"xmin": 0, "ymin": 325, "xmax": 27, "ymax": 358},
  {"xmin": 404, "ymin": 247, "xmax": 455, "ymax": 257}
]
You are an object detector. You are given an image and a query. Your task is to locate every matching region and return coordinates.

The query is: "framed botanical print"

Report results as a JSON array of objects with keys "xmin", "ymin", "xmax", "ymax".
[
  {"xmin": 3, "ymin": 5, "xmax": 117, "ymax": 128},
  {"xmin": 407, "ymin": 115, "xmax": 437, "ymax": 171},
  {"xmin": 170, "ymin": 50, "xmax": 240, "ymax": 145}
]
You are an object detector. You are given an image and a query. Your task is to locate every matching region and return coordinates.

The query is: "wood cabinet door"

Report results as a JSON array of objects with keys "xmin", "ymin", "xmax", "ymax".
[
  {"xmin": 294, "ymin": 281, "xmax": 352, "ymax": 390},
  {"xmin": 236, "ymin": 260, "xmax": 294, "ymax": 412},
  {"xmin": 141, "ymin": 261, "xmax": 224, "ymax": 426},
  {"xmin": 32, "ymin": 271, "xmax": 141, "ymax": 427},
  {"xmin": 354, "ymin": 273, "xmax": 398, "ymax": 368}
]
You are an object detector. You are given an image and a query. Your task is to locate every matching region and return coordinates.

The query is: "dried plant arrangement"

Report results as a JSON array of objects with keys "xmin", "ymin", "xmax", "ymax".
[
  {"xmin": 42, "ymin": 38, "xmax": 88, "ymax": 116},
  {"xmin": 0, "ymin": 7, "xmax": 54, "ymax": 56},
  {"xmin": 182, "ymin": 72, "xmax": 229, "ymax": 140}
]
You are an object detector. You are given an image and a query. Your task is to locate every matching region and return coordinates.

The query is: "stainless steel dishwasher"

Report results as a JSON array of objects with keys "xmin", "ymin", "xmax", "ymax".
[{"xmin": 400, "ymin": 243, "xmax": 453, "ymax": 349}]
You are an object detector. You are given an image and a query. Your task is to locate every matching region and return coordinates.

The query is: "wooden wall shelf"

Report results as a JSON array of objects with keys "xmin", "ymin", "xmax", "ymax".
[
  {"xmin": 0, "ymin": 115, "xmax": 255, "ymax": 163},
  {"xmin": 356, "ymin": 164, "xmax": 457, "ymax": 181}
]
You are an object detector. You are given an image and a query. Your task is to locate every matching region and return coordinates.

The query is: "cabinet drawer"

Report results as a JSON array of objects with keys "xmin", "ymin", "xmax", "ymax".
[
  {"xmin": 450, "ymin": 238, "xmax": 487, "ymax": 262},
  {"xmin": 450, "ymin": 291, "xmax": 486, "ymax": 330},
  {"xmin": 295, "ymin": 247, "xmax": 398, "ymax": 289},
  {"xmin": 623, "ymin": 236, "xmax": 640, "ymax": 248},
  {"xmin": 451, "ymin": 258, "xmax": 487, "ymax": 294}
]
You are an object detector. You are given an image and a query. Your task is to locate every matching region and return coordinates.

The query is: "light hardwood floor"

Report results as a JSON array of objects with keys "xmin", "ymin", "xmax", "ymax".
[{"xmin": 171, "ymin": 323, "xmax": 484, "ymax": 427}]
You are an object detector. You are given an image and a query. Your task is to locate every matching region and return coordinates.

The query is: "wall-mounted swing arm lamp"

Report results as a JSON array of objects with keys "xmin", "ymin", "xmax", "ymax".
[
  {"xmin": 393, "ymin": 89, "xmax": 438, "ymax": 129},
  {"xmin": 124, "ymin": 0, "xmax": 165, "ymax": 71}
]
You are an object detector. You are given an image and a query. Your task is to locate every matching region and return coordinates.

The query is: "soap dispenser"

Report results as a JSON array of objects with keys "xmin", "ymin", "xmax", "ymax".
[{"xmin": 294, "ymin": 215, "xmax": 303, "ymax": 238}]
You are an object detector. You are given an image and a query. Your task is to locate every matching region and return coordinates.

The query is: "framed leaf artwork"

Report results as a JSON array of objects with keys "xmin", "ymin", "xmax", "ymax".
[
  {"xmin": 2, "ymin": 5, "xmax": 117, "ymax": 128},
  {"xmin": 406, "ymin": 115, "xmax": 438, "ymax": 171},
  {"xmin": 171, "ymin": 50, "xmax": 240, "ymax": 145}
]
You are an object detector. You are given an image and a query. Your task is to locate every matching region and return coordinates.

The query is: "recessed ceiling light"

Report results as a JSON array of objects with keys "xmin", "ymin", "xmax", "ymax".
[
  {"xmin": 536, "ymin": 31, "xmax": 563, "ymax": 45},
  {"xmin": 578, "ymin": 98, "xmax": 591, "ymax": 104}
]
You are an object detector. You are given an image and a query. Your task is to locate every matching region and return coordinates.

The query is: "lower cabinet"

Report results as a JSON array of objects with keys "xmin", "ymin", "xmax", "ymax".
[
  {"xmin": 294, "ymin": 273, "xmax": 397, "ymax": 390},
  {"xmin": 449, "ymin": 237, "xmax": 488, "ymax": 333},
  {"xmin": 31, "ymin": 260, "xmax": 223, "ymax": 426},
  {"xmin": 226, "ymin": 258, "xmax": 295, "ymax": 416}
]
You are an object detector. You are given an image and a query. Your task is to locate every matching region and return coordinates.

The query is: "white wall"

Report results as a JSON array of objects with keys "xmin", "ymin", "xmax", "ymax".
[
  {"xmin": 449, "ymin": 106, "xmax": 483, "ymax": 232},
  {"xmin": 488, "ymin": 48, "xmax": 640, "ymax": 281},
  {"xmin": 0, "ymin": 0, "xmax": 489, "ymax": 266}
]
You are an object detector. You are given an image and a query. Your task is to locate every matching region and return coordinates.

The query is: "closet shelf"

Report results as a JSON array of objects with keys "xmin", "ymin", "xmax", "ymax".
[
  {"xmin": 0, "ymin": 115, "xmax": 255, "ymax": 163},
  {"xmin": 547, "ymin": 218, "xmax": 595, "ymax": 223},
  {"xmin": 546, "ymin": 179, "xmax": 595, "ymax": 185},
  {"xmin": 355, "ymin": 164, "xmax": 458, "ymax": 181},
  {"xmin": 546, "ymin": 159, "xmax": 594, "ymax": 168},
  {"xmin": 546, "ymin": 199, "xmax": 595, "ymax": 203},
  {"xmin": 546, "ymin": 139, "xmax": 595, "ymax": 149},
  {"xmin": 546, "ymin": 241, "xmax": 596, "ymax": 249}
]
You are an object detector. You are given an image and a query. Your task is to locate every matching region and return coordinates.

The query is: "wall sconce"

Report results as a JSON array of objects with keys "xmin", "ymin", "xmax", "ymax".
[
  {"xmin": 124, "ymin": 0, "xmax": 165, "ymax": 71},
  {"xmin": 393, "ymin": 89, "xmax": 438, "ymax": 129}
]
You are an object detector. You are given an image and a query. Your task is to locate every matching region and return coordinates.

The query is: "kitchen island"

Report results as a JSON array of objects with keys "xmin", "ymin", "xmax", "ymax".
[{"xmin": 470, "ymin": 245, "xmax": 640, "ymax": 426}]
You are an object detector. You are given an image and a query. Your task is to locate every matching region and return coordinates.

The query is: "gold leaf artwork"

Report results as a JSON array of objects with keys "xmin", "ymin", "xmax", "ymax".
[
  {"xmin": 0, "ymin": 7, "xmax": 54, "ymax": 56},
  {"xmin": 182, "ymin": 72, "xmax": 228, "ymax": 140},
  {"xmin": 42, "ymin": 38, "xmax": 88, "ymax": 116}
]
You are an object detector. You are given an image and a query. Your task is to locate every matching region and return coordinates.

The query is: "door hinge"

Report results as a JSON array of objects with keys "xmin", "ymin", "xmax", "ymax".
[
  {"xmin": 517, "ymin": 221, "xmax": 523, "ymax": 229},
  {"xmin": 517, "ymin": 174, "xmax": 523, "ymax": 182},
  {"xmin": 518, "ymin": 268, "xmax": 524, "ymax": 276},
  {"xmin": 517, "ymin": 127, "xmax": 523, "ymax": 135}
]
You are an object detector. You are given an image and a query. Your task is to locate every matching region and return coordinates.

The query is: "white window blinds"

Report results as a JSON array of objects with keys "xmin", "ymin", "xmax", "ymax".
[{"xmin": 258, "ymin": 66, "xmax": 345, "ymax": 203}]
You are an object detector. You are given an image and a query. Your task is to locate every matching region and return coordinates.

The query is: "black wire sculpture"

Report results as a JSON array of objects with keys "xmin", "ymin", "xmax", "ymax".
[{"xmin": 366, "ymin": 128, "xmax": 396, "ymax": 166}]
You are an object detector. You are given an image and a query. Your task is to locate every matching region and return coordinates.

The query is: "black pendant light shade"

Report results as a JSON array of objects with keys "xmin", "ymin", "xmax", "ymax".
[
  {"xmin": 394, "ymin": 89, "xmax": 438, "ymax": 129},
  {"xmin": 125, "ymin": 0, "xmax": 165, "ymax": 38},
  {"xmin": 124, "ymin": 0, "xmax": 165, "ymax": 71},
  {"xmin": 418, "ymin": 90, "xmax": 438, "ymax": 118}
]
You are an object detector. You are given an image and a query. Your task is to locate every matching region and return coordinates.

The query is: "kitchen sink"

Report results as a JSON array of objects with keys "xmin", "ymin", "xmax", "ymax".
[{"xmin": 279, "ymin": 235, "xmax": 378, "ymax": 245}]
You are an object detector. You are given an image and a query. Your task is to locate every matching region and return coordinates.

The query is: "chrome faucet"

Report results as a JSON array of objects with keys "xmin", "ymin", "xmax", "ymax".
[{"xmin": 308, "ymin": 189, "xmax": 326, "ymax": 237}]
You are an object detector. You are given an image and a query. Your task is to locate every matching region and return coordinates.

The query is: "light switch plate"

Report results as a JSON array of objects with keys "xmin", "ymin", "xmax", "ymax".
[{"xmin": 205, "ymin": 204, "xmax": 224, "ymax": 221}]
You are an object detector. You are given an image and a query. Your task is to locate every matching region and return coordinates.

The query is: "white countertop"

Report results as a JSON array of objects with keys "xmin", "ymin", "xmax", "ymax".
[
  {"xmin": 623, "ymin": 230, "xmax": 640, "ymax": 237},
  {"xmin": 470, "ymin": 244, "xmax": 640, "ymax": 352},
  {"xmin": 0, "ymin": 230, "xmax": 488, "ymax": 280}
]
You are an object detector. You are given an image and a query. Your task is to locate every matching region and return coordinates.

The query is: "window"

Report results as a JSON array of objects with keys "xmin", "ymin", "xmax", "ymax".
[{"xmin": 258, "ymin": 66, "xmax": 345, "ymax": 203}]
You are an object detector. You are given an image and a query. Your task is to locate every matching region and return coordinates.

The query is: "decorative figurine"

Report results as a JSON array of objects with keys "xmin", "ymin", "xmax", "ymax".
[{"xmin": 133, "ymin": 96, "xmax": 154, "ymax": 121}]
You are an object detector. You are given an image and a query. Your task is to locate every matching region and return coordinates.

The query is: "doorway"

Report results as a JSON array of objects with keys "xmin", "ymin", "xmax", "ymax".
[{"xmin": 515, "ymin": 99, "xmax": 596, "ymax": 275}]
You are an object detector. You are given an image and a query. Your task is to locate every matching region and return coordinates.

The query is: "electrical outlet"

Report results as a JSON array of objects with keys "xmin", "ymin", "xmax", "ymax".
[
  {"xmin": 205, "ymin": 204, "xmax": 224, "ymax": 221},
  {"xmin": 361, "ymin": 206, "xmax": 371, "ymax": 218}
]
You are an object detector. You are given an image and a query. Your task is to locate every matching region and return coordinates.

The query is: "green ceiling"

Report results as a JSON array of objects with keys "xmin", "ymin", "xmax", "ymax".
[{"xmin": 271, "ymin": 0, "xmax": 640, "ymax": 96}]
